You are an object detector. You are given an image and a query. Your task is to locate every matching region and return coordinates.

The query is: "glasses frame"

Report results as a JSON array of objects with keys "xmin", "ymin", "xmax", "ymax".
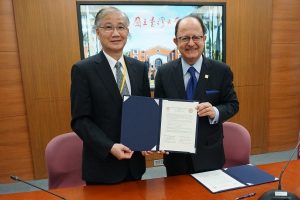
[
  {"xmin": 98, "ymin": 24, "xmax": 128, "ymax": 33},
  {"xmin": 177, "ymin": 35, "xmax": 205, "ymax": 43}
]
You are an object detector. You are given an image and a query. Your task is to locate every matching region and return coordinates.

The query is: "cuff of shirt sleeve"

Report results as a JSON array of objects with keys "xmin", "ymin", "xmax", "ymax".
[{"xmin": 209, "ymin": 106, "xmax": 219, "ymax": 124}]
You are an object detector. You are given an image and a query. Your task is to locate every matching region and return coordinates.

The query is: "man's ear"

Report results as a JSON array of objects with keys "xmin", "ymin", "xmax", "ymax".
[
  {"xmin": 96, "ymin": 28, "xmax": 101, "ymax": 40},
  {"xmin": 173, "ymin": 37, "xmax": 178, "ymax": 46}
]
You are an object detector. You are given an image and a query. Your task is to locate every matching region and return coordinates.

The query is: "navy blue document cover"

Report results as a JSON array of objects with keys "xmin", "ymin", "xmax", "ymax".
[
  {"xmin": 120, "ymin": 96, "xmax": 161, "ymax": 151},
  {"xmin": 191, "ymin": 164, "xmax": 278, "ymax": 193},
  {"xmin": 223, "ymin": 164, "xmax": 278, "ymax": 186}
]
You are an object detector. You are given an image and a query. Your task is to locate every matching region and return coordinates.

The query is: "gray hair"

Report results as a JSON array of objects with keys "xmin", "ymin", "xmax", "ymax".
[{"xmin": 94, "ymin": 7, "xmax": 129, "ymax": 28}]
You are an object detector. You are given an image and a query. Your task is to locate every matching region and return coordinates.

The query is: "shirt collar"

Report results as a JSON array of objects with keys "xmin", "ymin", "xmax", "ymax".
[
  {"xmin": 181, "ymin": 55, "xmax": 203, "ymax": 75},
  {"xmin": 103, "ymin": 51, "xmax": 125, "ymax": 69}
]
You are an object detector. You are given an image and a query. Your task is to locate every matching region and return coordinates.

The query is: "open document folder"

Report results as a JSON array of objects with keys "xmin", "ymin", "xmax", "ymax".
[
  {"xmin": 120, "ymin": 95, "xmax": 198, "ymax": 153},
  {"xmin": 191, "ymin": 164, "xmax": 279, "ymax": 193}
]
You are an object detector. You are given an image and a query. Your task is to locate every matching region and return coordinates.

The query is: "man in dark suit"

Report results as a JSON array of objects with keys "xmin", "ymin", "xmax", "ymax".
[
  {"xmin": 155, "ymin": 14, "xmax": 239, "ymax": 176},
  {"xmin": 71, "ymin": 7, "xmax": 150, "ymax": 184}
]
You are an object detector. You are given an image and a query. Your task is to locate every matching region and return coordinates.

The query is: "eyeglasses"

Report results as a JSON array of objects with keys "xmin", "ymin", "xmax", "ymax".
[
  {"xmin": 98, "ymin": 24, "xmax": 128, "ymax": 33},
  {"xmin": 177, "ymin": 35, "xmax": 204, "ymax": 43}
]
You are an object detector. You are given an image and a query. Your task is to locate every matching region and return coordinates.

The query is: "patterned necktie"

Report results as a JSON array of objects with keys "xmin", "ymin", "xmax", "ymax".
[
  {"xmin": 186, "ymin": 66, "xmax": 197, "ymax": 100},
  {"xmin": 115, "ymin": 62, "xmax": 129, "ymax": 96}
]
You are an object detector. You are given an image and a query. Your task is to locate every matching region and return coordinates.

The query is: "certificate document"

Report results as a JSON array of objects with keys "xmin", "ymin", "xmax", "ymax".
[
  {"xmin": 159, "ymin": 100, "xmax": 198, "ymax": 153},
  {"xmin": 191, "ymin": 170, "xmax": 245, "ymax": 193},
  {"xmin": 120, "ymin": 96, "xmax": 199, "ymax": 153}
]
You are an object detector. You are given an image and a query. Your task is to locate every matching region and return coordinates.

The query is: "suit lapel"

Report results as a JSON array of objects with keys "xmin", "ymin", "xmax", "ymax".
[
  {"xmin": 172, "ymin": 59, "xmax": 186, "ymax": 99},
  {"xmin": 94, "ymin": 52, "xmax": 122, "ymax": 102},
  {"xmin": 194, "ymin": 57, "xmax": 210, "ymax": 102}
]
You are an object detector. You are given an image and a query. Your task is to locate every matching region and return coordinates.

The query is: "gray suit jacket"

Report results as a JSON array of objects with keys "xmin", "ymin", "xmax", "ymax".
[
  {"xmin": 155, "ymin": 57, "xmax": 239, "ymax": 175},
  {"xmin": 71, "ymin": 51, "xmax": 150, "ymax": 183}
]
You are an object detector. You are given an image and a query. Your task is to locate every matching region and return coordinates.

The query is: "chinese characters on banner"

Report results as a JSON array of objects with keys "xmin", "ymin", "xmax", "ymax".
[{"xmin": 133, "ymin": 16, "xmax": 179, "ymax": 28}]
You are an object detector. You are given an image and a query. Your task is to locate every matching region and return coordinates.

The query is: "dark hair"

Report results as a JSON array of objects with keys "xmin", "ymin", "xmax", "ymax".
[
  {"xmin": 94, "ymin": 6, "xmax": 129, "ymax": 28},
  {"xmin": 174, "ymin": 14, "xmax": 207, "ymax": 37}
]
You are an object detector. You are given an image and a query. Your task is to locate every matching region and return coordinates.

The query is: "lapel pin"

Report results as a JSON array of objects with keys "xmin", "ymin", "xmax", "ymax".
[{"xmin": 205, "ymin": 74, "xmax": 209, "ymax": 79}]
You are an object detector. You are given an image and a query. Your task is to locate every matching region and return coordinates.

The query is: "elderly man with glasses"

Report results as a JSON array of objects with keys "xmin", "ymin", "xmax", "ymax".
[
  {"xmin": 155, "ymin": 14, "xmax": 239, "ymax": 176},
  {"xmin": 71, "ymin": 7, "xmax": 150, "ymax": 184}
]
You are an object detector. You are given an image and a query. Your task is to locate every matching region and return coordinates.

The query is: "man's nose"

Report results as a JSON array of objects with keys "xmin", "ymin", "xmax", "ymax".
[
  {"xmin": 187, "ymin": 38, "xmax": 196, "ymax": 45},
  {"xmin": 112, "ymin": 28, "xmax": 121, "ymax": 36}
]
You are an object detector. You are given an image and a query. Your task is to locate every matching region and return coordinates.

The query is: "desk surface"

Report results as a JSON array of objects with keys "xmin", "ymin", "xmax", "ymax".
[{"xmin": 1, "ymin": 160, "xmax": 300, "ymax": 200}]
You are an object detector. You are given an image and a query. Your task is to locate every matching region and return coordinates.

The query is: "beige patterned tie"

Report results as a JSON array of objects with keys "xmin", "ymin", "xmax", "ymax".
[{"xmin": 115, "ymin": 61, "xmax": 129, "ymax": 96}]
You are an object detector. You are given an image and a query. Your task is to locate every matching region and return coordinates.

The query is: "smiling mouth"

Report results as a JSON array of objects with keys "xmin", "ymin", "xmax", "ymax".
[
  {"xmin": 186, "ymin": 48, "xmax": 197, "ymax": 52},
  {"xmin": 111, "ymin": 40, "xmax": 122, "ymax": 43}
]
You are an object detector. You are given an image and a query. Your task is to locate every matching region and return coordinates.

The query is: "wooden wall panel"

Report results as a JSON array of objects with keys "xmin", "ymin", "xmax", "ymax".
[
  {"xmin": 268, "ymin": 0, "xmax": 300, "ymax": 151},
  {"xmin": 0, "ymin": 116, "xmax": 32, "ymax": 182},
  {"xmin": 272, "ymin": 0, "xmax": 300, "ymax": 44},
  {"xmin": 13, "ymin": 0, "xmax": 80, "ymax": 178},
  {"xmin": 0, "ymin": 0, "xmax": 33, "ymax": 183},
  {"xmin": 0, "ymin": 53, "xmax": 25, "ymax": 118},
  {"xmin": 232, "ymin": 85, "xmax": 268, "ymax": 154},
  {"xmin": 0, "ymin": 0, "xmax": 17, "ymax": 51},
  {"xmin": 27, "ymin": 100, "xmax": 72, "ymax": 175},
  {"xmin": 226, "ymin": 0, "xmax": 272, "ymax": 86},
  {"xmin": 226, "ymin": 0, "xmax": 272, "ymax": 153}
]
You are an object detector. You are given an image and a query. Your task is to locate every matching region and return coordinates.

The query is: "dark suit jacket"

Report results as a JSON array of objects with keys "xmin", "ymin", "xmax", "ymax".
[
  {"xmin": 71, "ymin": 51, "xmax": 150, "ymax": 183},
  {"xmin": 154, "ymin": 57, "xmax": 239, "ymax": 176}
]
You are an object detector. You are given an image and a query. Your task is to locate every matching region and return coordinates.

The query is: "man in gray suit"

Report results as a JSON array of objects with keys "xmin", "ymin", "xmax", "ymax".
[
  {"xmin": 71, "ymin": 7, "xmax": 150, "ymax": 184},
  {"xmin": 155, "ymin": 14, "xmax": 239, "ymax": 176}
]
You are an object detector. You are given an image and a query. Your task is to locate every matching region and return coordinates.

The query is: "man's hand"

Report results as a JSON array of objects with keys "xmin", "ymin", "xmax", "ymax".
[
  {"xmin": 196, "ymin": 102, "xmax": 216, "ymax": 119},
  {"xmin": 110, "ymin": 143, "xmax": 133, "ymax": 160}
]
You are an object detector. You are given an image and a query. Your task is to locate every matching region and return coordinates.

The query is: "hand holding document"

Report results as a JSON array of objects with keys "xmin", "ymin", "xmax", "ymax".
[{"xmin": 120, "ymin": 96, "xmax": 198, "ymax": 153}]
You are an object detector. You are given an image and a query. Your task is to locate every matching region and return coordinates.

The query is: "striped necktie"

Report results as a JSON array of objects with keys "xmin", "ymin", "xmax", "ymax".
[{"xmin": 115, "ymin": 61, "xmax": 129, "ymax": 96}]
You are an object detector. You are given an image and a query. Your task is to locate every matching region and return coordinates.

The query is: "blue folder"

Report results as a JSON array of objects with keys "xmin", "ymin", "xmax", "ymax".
[
  {"xmin": 120, "ymin": 96, "xmax": 162, "ymax": 151},
  {"xmin": 191, "ymin": 164, "xmax": 278, "ymax": 193},
  {"xmin": 223, "ymin": 164, "xmax": 278, "ymax": 186}
]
